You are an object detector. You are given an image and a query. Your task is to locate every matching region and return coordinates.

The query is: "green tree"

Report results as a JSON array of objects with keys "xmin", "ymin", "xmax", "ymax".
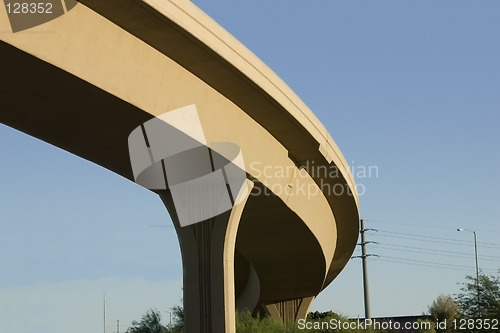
[
  {"xmin": 236, "ymin": 311, "xmax": 292, "ymax": 333},
  {"xmin": 455, "ymin": 274, "xmax": 500, "ymax": 319},
  {"xmin": 126, "ymin": 309, "xmax": 167, "ymax": 333},
  {"xmin": 166, "ymin": 305, "xmax": 184, "ymax": 333},
  {"xmin": 428, "ymin": 294, "xmax": 459, "ymax": 332},
  {"xmin": 307, "ymin": 310, "xmax": 338, "ymax": 321}
]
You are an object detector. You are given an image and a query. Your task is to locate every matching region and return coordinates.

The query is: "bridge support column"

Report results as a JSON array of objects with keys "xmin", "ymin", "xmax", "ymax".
[
  {"xmin": 159, "ymin": 179, "xmax": 253, "ymax": 333},
  {"xmin": 264, "ymin": 296, "xmax": 314, "ymax": 326}
]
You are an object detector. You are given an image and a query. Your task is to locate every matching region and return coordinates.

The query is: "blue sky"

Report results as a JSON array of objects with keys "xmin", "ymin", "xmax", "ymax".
[{"xmin": 1, "ymin": 0, "xmax": 500, "ymax": 331}]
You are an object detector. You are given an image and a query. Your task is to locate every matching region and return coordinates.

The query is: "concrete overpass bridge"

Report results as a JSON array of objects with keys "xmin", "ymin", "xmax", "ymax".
[{"xmin": 0, "ymin": 1, "xmax": 360, "ymax": 332}]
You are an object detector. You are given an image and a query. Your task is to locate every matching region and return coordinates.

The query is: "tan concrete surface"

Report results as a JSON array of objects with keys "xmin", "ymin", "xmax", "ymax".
[{"xmin": 0, "ymin": 0, "xmax": 359, "ymax": 330}]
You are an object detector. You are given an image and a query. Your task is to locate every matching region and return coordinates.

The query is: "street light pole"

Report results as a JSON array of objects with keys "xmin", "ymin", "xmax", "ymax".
[{"xmin": 457, "ymin": 228, "xmax": 480, "ymax": 317}]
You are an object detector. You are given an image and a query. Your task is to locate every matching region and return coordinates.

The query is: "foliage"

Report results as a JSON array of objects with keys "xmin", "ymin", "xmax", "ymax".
[
  {"xmin": 165, "ymin": 305, "xmax": 183, "ymax": 333},
  {"xmin": 236, "ymin": 311, "xmax": 295, "ymax": 333},
  {"xmin": 237, "ymin": 310, "xmax": 385, "ymax": 333},
  {"xmin": 428, "ymin": 294, "xmax": 459, "ymax": 332},
  {"xmin": 455, "ymin": 274, "xmax": 500, "ymax": 319},
  {"xmin": 308, "ymin": 310, "xmax": 339, "ymax": 321},
  {"xmin": 304, "ymin": 311, "xmax": 390, "ymax": 333},
  {"xmin": 126, "ymin": 306, "xmax": 184, "ymax": 333},
  {"xmin": 130, "ymin": 308, "xmax": 442, "ymax": 333},
  {"xmin": 126, "ymin": 309, "xmax": 167, "ymax": 333}
]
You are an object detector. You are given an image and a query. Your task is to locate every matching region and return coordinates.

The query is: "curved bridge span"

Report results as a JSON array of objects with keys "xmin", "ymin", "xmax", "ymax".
[{"xmin": 0, "ymin": 1, "xmax": 359, "ymax": 331}]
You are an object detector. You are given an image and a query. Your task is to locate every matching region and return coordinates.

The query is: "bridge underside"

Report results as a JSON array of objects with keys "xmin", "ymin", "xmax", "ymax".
[
  {"xmin": 0, "ymin": 40, "xmax": 333, "ymax": 327},
  {"xmin": 0, "ymin": 1, "xmax": 359, "ymax": 330}
]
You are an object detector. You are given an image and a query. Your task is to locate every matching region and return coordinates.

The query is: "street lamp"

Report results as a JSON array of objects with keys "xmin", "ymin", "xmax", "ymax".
[{"xmin": 457, "ymin": 228, "xmax": 480, "ymax": 317}]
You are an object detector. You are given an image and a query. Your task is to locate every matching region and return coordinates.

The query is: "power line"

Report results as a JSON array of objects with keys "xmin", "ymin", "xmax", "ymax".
[
  {"xmin": 374, "ymin": 229, "xmax": 500, "ymax": 248},
  {"xmin": 373, "ymin": 242, "xmax": 500, "ymax": 261},
  {"xmin": 376, "ymin": 245, "xmax": 475, "ymax": 260},
  {"xmin": 377, "ymin": 258, "xmax": 476, "ymax": 272},
  {"xmin": 365, "ymin": 219, "xmax": 500, "ymax": 234},
  {"xmin": 352, "ymin": 220, "xmax": 500, "ymax": 279},
  {"xmin": 378, "ymin": 256, "xmax": 499, "ymax": 274},
  {"xmin": 376, "ymin": 245, "xmax": 500, "ymax": 263},
  {"xmin": 371, "ymin": 233, "xmax": 500, "ymax": 250}
]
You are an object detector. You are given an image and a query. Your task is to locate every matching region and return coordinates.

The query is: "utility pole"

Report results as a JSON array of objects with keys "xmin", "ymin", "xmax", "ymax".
[
  {"xmin": 164, "ymin": 310, "xmax": 173, "ymax": 326},
  {"xmin": 473, "ymin": 231, "xmax": 480, "ymax": 317},
  {"xmin": 360, "ymin": 219, "xmax": 371, "ymax": 320},
  {"xmin": 457, "ymin": 228, "xmax": 481, "ymax": 317},
  {"xmin": 103, "ymin": 293, "xmax": 107, "ymax": 333},
  {"xmin": 117, "ymin": 320, "xmax": 120, "ymax": 333}
]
